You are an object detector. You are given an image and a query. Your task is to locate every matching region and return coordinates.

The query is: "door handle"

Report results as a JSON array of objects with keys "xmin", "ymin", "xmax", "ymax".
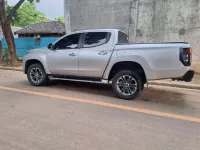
[
  {"xmin": 69, "ymin": 53, "xmax": 76, "ymax": 56},
  {"xmin": 98, "ymin": 51, "xmax": 108, "ymax": 55}
]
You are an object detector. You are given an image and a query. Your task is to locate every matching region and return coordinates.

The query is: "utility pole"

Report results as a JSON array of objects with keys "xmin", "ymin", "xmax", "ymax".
[{"xmin": 128, "ymin": 0, "xmax": 139, "ymax": 43}]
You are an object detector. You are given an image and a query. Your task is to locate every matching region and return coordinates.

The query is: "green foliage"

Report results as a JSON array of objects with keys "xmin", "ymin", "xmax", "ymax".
[
  {"xmin": 3, "ymin": 48, "xmax": 9, "ymax": 65},
  {"xmin": 55, "ymin": 17, "xmax": 64, "ymax": 23},
  {"xmin": 12, "ymin": 2, "xmax": 46, "ymax": 27},
  {"xmin": 5, "ymin": 3, "xmax": 18, "ymax": 25},
  {"xmin": 27, "ymin": 0, "xmax": 40, "ymax": 3}
]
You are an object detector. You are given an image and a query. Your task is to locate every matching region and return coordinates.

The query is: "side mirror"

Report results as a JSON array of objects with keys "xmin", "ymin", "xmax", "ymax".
[{"xmin": 47, "ymin": 43, "xmax": 53, "ymax": 50}]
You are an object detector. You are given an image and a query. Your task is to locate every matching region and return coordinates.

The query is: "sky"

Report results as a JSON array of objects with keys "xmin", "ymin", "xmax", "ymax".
[{"xmin": 8, "ymin": 0, "xmax": 64, "ymax": 18}]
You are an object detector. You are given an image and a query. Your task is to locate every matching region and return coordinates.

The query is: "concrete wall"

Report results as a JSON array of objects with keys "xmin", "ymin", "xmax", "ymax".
[
  {"xmin": 64, "ymin": 0, "xmax": 131, "ymax": 33},
  {"xmin": 135, "ymin": 0, "xmax": 200, "ymax": 61},
  {"xmin": 64, "ymin": 0, "xmax": 200, "ymax": 61}
]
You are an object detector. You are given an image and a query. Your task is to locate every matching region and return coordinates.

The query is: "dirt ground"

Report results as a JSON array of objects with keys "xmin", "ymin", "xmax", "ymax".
[
  {"xmin": 0, "ymin": 69, "xmax": 200, "ymax": 150},
  {"xmin": 192, "ymin": 61, "xmax": 200, "ymax": 74},
  {"xmin": 0, "ymin": 58, "xmax": 22, "ymax": 67},
  {"xmin": 192, "ymin": 74, "xmax": 200, "ymax": 84}
]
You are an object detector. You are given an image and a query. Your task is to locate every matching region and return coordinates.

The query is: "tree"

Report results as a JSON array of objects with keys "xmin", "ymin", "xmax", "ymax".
[
  {"xmin": 0, "ymin": 0, "xmax": 40, "ymax": 66},
  {"xmin": 12, "ymin": 2, "xmax": 46, "ymax": 27},
  {"xmin": 55, "ymin": 17, "xmax": 64, "ymax": 23}
]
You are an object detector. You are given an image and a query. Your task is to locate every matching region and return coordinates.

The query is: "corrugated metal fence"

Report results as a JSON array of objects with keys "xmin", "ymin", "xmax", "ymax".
[{"xmin": 1, "ymin": 37, "xmax": 58, "ymax": 57}]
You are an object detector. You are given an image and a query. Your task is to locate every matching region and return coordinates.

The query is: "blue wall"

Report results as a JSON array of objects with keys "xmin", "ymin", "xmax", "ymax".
[{"xmin": 1, "ymin": 38, "xmax": 58, "ymax": 57}]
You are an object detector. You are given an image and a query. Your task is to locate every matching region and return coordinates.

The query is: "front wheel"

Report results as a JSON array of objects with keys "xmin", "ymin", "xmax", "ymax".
[
  {"xmin": 27, "ymin": 63, "xmax": 49, "ymax": 86},
  {"xmin": 112, "ymin": 70, "xmax": 143, "ymax": 100}
]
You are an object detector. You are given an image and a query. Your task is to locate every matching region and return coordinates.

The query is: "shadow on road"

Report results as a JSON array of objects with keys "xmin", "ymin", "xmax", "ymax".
[
  {"xmin": 140, "ymin": 87, "xmax": 186, "ymax": 107},
  {"xmin": 48, "ymin": 80, "xmax": 186, "ymax": 108}
]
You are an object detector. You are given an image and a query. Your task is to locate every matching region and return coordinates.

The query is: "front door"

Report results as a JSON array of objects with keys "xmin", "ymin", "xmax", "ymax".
[
  {"xmin": 79, "ymin": 32, "xmax": 113, "ymax": 78},
  {"xmin": 47, "ymin": 33, "xmax": 81, "ymax": 75}
]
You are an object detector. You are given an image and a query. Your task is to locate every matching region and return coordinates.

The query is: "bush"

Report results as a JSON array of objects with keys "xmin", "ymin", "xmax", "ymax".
[{"xmin": 3, "ymin": 48, "xmax": 9, "ymax": 65}]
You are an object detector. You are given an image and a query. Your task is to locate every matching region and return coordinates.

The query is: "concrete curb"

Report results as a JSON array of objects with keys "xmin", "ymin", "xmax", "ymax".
[
  {"xmin": 0, "ymin": 66, "xmax": 200, "ymax": 90},
  {"xmin": 0, "ymin": 66, "xmax": 23, "ymax": 72},
  {"xmin": 149, "ymin": 81, "xmax": 200, "ymax": 90}
]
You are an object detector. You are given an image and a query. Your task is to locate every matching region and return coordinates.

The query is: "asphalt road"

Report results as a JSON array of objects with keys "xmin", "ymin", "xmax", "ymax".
[{"xmin": 0, "ymin": 70, "xmax": 200, "ymax": 150}]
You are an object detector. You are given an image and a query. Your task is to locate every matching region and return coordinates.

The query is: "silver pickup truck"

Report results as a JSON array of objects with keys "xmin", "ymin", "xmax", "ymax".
[{"xmin": 23, "ymin": 29, "xmax": 194, "ymax": 100}]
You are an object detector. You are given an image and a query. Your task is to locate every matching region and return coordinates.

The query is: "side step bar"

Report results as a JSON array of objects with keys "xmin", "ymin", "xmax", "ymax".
[{"xmin": 48, "ymin": 75, "xmax": 109, "ymax": 84}]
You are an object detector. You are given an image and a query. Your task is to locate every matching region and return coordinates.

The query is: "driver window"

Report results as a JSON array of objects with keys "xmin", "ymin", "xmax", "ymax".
[{"xmin": 54, "ymin": 33, "xmax": 81, "ymax": 50}]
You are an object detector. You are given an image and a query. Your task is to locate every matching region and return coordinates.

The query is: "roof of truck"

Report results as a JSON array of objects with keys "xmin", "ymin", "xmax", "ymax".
[{"xmin": 73, "ymin": 29, "xmax": 122, "ymax": 33}]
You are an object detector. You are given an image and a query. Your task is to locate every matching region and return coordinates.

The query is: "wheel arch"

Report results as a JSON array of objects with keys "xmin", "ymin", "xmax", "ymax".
[
  {"xmin": 108, "ymin": 61, "xmax": 147, "ymax": 84},
  {"xmin": 25, "ymin": 59, "xmax": 45, "ymax": 74}
]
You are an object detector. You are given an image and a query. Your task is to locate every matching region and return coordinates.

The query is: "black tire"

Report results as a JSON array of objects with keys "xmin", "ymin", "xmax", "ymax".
[
  {"xmin": 112, "ymin": 70, "xmax": 143, "ymax": 100},
  {"xmin": 27, "ymin": 63, "xmax": 49, "ymax": 86},
  {"xmin": 141, "ymin": 83, "xmax": 145, "ymax": 90}
]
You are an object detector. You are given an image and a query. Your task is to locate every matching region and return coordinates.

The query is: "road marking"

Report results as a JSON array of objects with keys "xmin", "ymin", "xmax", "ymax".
[{"xmin": 0, "ymin": 85, "xmax": 200, "ymax": 123}]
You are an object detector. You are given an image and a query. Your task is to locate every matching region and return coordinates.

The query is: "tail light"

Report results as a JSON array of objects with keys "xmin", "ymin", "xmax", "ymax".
[{"xmin": 180, "ymin": 48, "xmax": 192, "ymax": 66}]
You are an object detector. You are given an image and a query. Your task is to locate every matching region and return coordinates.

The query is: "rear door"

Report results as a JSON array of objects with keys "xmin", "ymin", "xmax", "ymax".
[{"xmin": 78, "ymin": 32, "xmax": 114, "ymax": 78}]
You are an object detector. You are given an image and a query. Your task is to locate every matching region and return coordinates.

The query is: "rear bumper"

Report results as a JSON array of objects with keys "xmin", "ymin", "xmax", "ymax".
[
  {"xmin": 182, "ymin": 70, "xmax": 195, "ymax": 82},
  {"xmin": 172, "ymin": 70, "xmax": 194, "ymax": 82}
]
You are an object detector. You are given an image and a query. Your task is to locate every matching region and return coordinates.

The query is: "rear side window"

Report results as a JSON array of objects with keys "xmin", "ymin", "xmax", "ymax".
[
  {"xmin": 83, "ymin": 32, "xmax": 110, "ymax": 48},
  {"xmin": 118, "ymin": 31, "xmax": 129, "ymax": 43}
]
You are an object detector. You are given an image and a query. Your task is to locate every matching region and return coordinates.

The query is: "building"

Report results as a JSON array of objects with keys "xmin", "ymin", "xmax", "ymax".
[
  {"xmin": 14, "ymin": 21, "xmax": 65, "ymax": 37},
  {"xmin": 64, "ymin": 0, "xmax": 200, "ymax": 62},
  {"xmin": 0, "ymin": 26, "xmax": 22, "ymax": 39}
]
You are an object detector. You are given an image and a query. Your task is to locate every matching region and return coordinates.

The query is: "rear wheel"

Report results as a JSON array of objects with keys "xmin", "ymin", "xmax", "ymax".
[
  {"xmin": 112, "ymin": 70, "xmax": 143, "ymax": 100},
  {"xmin": 27, "ymin": 63, "xmax": 49, "ymax": 86}
]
